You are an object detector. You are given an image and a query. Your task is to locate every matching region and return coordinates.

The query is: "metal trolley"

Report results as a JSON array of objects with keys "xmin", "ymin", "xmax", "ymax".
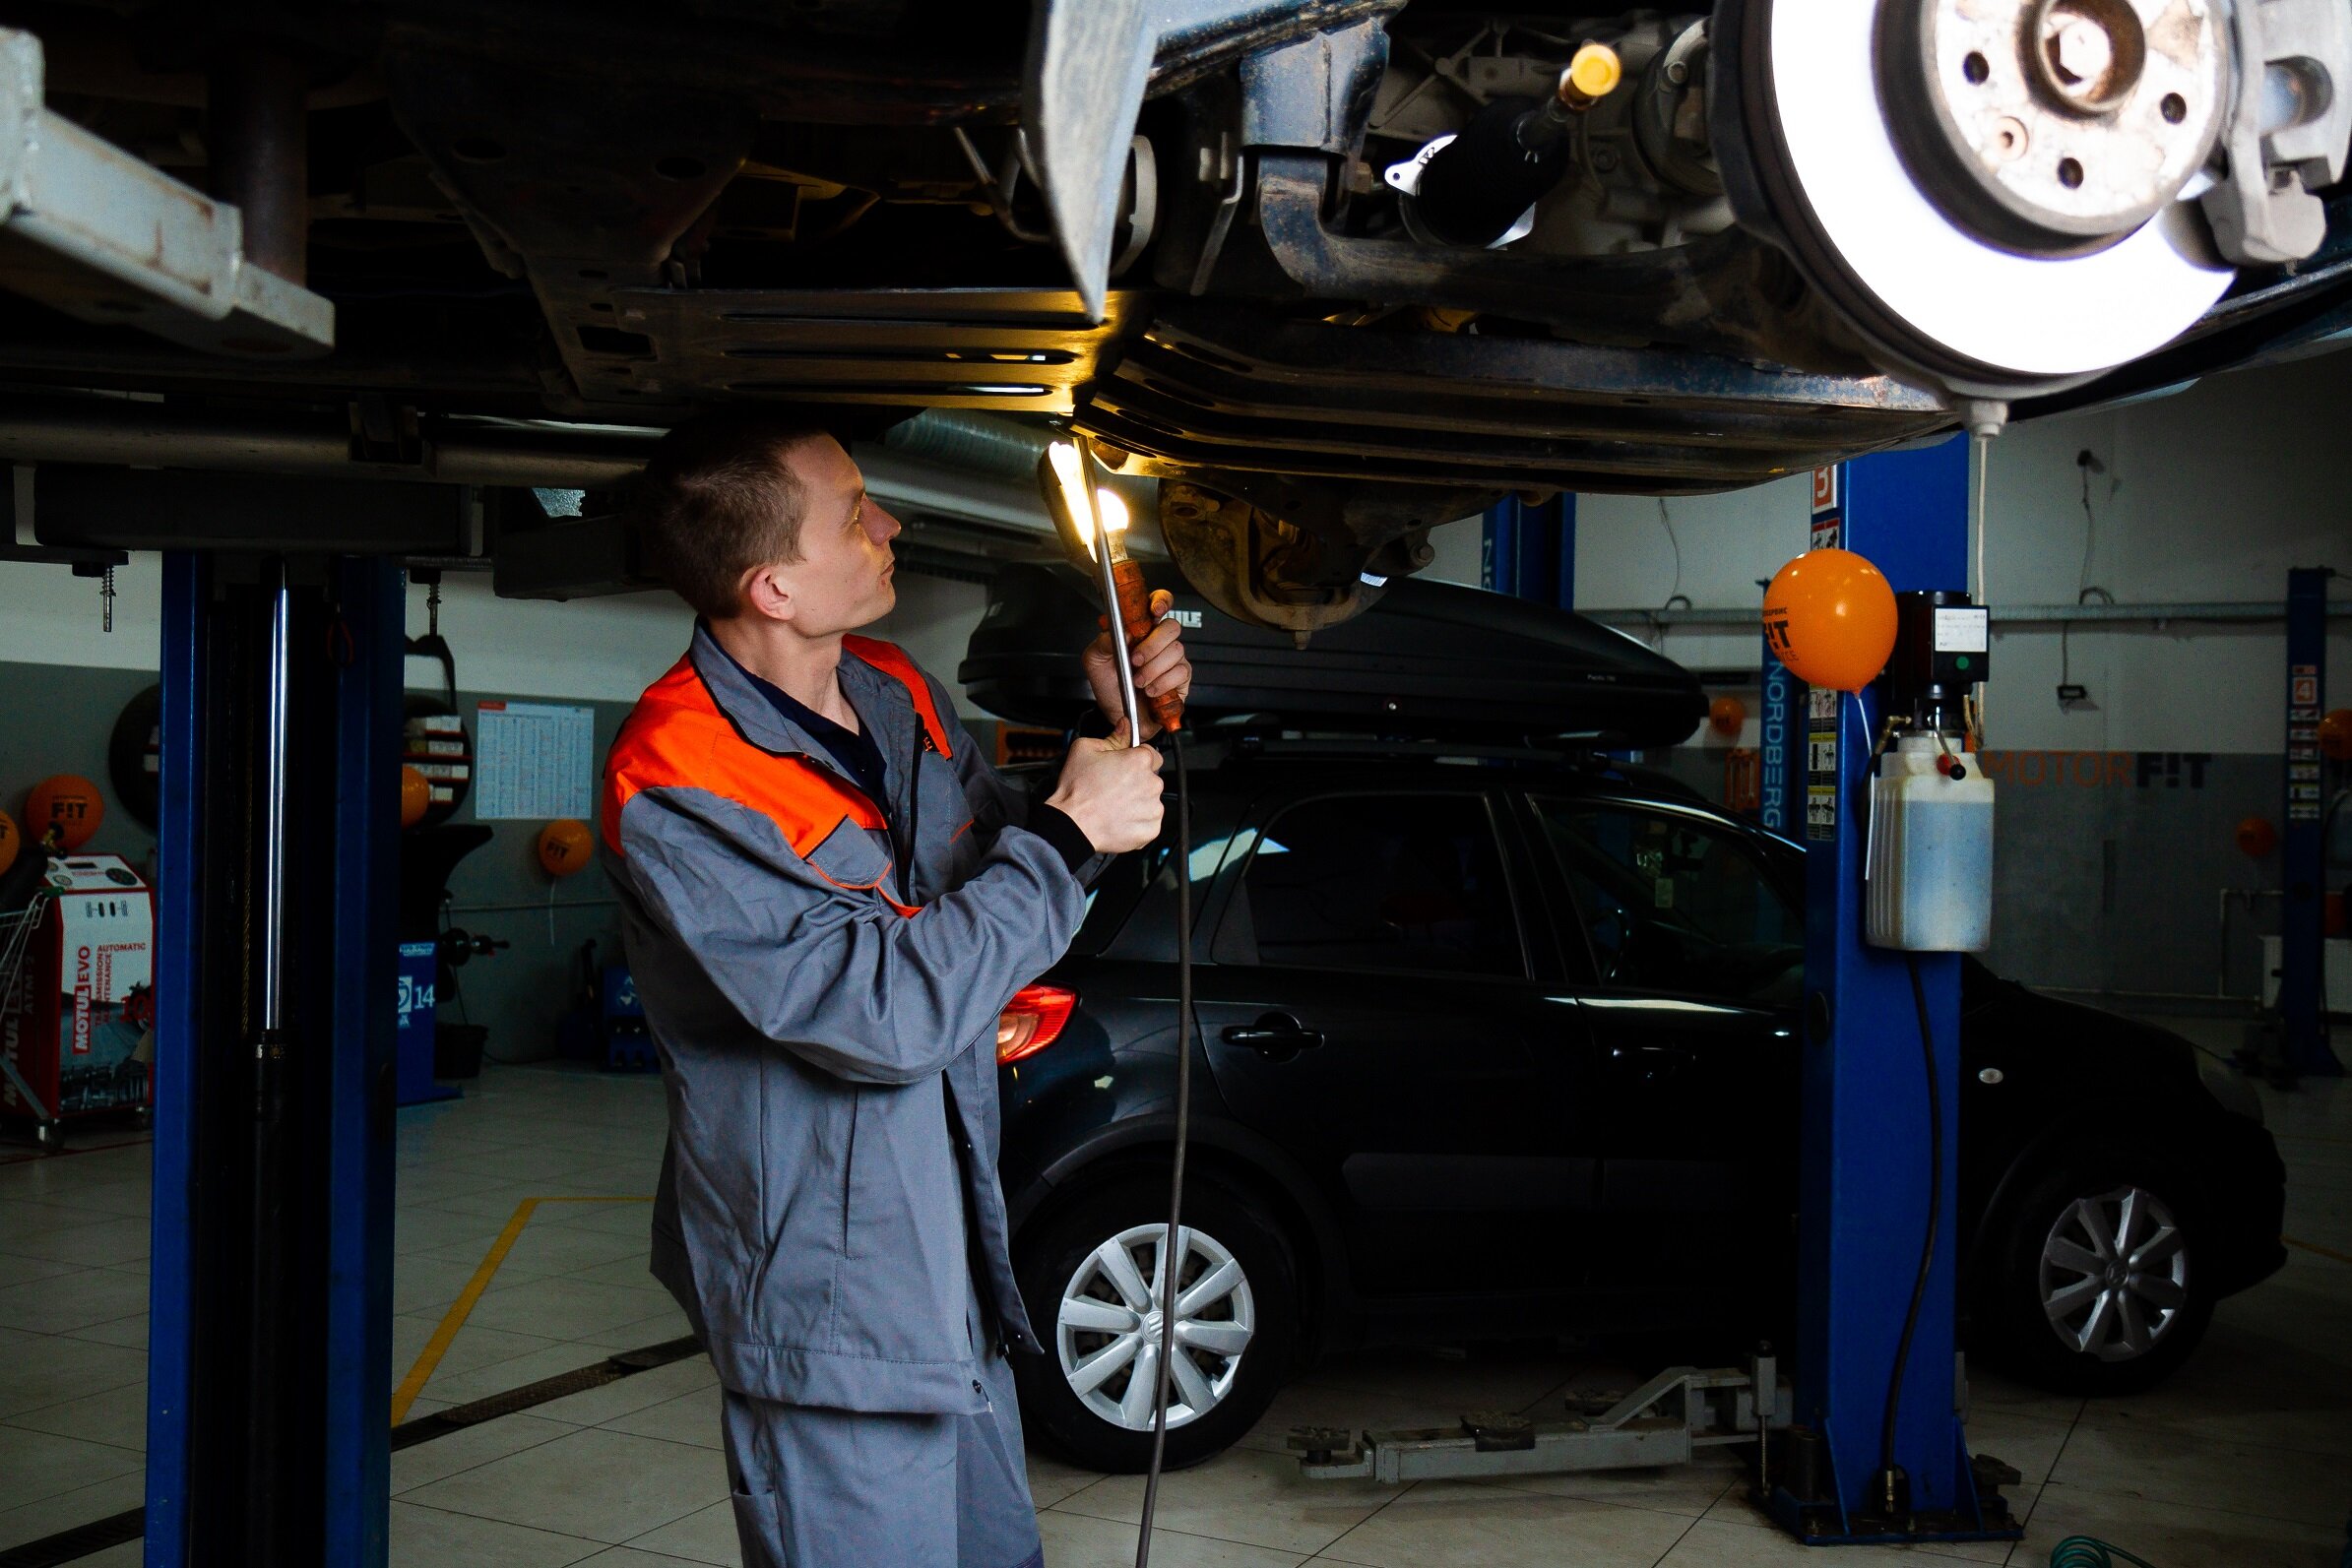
[{"xmin": 0, "ymin": 881, "xmax": 64, "ymax": 1148}]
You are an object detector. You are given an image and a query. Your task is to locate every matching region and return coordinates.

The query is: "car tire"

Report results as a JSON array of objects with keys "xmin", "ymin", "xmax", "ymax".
[
  {"xmin": 1981, "ymin": 1158, "xmax": 2213, "ymax": 1396},
  {"xmin": 1012, "ymin": 1175, "xmax": 1298, "ymax": 1474}
]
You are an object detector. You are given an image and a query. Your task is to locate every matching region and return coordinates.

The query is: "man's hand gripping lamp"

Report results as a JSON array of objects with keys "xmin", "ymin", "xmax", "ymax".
[{"xmin": 1039, "ymin": 438, "xmax": 1183, "ymax": 740}]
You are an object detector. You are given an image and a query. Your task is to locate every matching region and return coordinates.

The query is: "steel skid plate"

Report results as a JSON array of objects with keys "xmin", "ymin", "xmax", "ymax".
[
  {"xmin": 610, "ymin": 287, "xmax": 1142, "ymax": 414},
  {"xmin": 1077, "ymin": 304, "xmax": 1951, "ymax": 493}
]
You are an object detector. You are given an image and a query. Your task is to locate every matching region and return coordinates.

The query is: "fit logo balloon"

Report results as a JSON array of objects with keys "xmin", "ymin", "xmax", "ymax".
[
  {"xmin": 1762, "ymin": 549, "xmax": 1900, "ymax": 694},
  {"xmin": 538, "ymin": 819, "xmax": 593, "ymax": 878},
  {"xmin": 25, "ymin": 775, "xmax": 103, "ymax": 851}
]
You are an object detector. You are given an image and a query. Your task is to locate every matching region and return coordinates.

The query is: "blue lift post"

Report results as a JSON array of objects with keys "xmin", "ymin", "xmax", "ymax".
[
  {"xmin": 1760, "ymin": 648, "xmax": 1800, "ymax": 837},
  {"xmin": 149, "ymin": 554, "xmax": 404, "ymax": 1567},
  {"xmin": 2281, "ymin": 566, "xmax": 2342, "ymax": 1076},
  {"xmin": 1482, "ymin": 494, "xmax": 1575, "ymax": 607},
  {"xmin": 1770, "ymin": 440, "xmax": 2016, "ymax": 1543}
]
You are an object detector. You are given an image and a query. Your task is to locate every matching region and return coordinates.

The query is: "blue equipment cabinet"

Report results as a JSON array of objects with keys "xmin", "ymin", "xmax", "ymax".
[{"xmin": 395, "ymin": 941, "xmax": 460, "ymax": 1105}]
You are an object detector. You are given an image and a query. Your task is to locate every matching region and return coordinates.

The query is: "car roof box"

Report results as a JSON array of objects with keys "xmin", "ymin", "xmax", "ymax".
[{"xmin": 959, "ymin": 563, "xmax": 1706, "ymax": 748}]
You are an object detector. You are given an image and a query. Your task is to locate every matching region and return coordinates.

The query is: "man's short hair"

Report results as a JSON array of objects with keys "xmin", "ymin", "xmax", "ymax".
[{"xmin": 633, "ymin": 411, "xmax": 826, "ymax": 620}]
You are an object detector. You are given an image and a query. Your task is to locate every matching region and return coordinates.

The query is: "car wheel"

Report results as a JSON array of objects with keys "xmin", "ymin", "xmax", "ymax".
[
  {"xmin": 1983, "ymin": 1160, "xmax": 2212, "ymax": 1396},
  {"xmin": 1012, "ymin": 1176, "xmax": 1298, "ymax": 1474}
]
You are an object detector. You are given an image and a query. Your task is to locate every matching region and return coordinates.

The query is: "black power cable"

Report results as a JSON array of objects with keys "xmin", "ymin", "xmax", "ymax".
[
  {"xmin": 1875, "ymin": 952, "xmax": 1945, "ymax": 1517},
  {"xmin": 1135, "ymin": 730, "xmax": 1192, "ymax": 1568}
]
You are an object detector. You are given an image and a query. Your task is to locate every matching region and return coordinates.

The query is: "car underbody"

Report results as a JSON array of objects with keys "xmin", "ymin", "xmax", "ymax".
[{"xmin": 0, "ymin": 0, "xmax": 2345, "ymax": 630}]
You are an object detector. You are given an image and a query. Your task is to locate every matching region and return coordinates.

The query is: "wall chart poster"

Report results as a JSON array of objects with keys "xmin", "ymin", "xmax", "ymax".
[{"xmin": 473, "ymin": 700, "xmax": 596, "ymax": 821}]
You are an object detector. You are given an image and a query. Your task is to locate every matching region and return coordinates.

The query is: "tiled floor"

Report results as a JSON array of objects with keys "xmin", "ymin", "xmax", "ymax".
[{"xmin": 1, "ymin": 1015, "xmax": 2347, "ymax": 1566}]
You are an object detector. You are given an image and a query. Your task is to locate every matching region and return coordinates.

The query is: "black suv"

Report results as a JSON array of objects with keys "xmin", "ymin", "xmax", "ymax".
[{"xmin": 990, "ymin": 737, "xmax": 2288, "ymax": 1473}]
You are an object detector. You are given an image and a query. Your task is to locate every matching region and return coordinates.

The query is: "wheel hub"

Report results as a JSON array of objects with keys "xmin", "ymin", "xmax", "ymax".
[
  {"xmin": 1723, "ymin": 0, "xmax": 2237, "ymax": 394},
  {"xmin": 1880, "ymin": 0, "xmax": 2229, "ymax": 252}
]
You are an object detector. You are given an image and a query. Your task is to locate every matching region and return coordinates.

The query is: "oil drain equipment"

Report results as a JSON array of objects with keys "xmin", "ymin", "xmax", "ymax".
[
  {"xmin": 1039, "ymin": 437, "xmax": 1190, "ymax": 1568},
  {"xmin": 1863, "ymin": 586, "xmax": 1993, "ymax": 1518},
  {"xmin": 1765, "ymin": 553, "xmax": 1994, "ymax": 1520}
]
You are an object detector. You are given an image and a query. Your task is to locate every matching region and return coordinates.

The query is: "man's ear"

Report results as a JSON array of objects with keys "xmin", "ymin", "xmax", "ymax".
[{"xmin": 739, "ymin": 562, "xmax": 795, "ymax": 623}]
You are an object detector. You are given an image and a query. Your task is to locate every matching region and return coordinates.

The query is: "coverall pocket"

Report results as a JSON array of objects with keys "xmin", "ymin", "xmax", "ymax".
[
  {"xmin": 839, "ymin": 1087, "xmax": 860, "ymax": 1259},
  {"xmin": 804, "ymin": 817, "xmax": 893, "ymax": 893}
]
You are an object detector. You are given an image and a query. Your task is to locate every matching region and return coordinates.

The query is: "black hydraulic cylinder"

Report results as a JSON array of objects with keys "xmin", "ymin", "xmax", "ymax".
[{"xmin": 1411, "ymin": 95, "xmax": 1576, "ymax": 248}]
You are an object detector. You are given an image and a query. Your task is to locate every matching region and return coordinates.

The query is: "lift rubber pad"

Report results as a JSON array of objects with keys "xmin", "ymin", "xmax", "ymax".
[{"xmin": 0, "ymin": 1336, "xmax": 705, "ymax": 1568}]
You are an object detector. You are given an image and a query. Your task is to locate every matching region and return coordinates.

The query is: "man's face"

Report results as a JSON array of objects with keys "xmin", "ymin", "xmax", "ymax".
[{"xmin": 764, "ymin": 434, "xmax": 902, "ymax": 636}]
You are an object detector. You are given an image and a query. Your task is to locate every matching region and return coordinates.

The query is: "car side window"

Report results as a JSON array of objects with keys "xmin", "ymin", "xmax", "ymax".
[
  {"xmin": 1221, "ymin": 793, "xmax": 1525, "ymax": 978},
  {"xmin": 1534, "ymin": 798, "xmax": 1803, "ymax": 1004}
]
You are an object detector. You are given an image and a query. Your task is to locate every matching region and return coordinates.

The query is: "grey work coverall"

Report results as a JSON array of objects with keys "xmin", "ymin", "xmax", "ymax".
[{"xmin": 602, "ymin": 626, "xmax": 1106, "ymax": 1566}]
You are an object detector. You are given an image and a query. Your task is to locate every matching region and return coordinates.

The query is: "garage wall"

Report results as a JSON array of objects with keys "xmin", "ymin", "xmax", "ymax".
[
  {"xmin": 0, "ymin": 559, "xmax": 1009, "ymax": 1066},
  {"xmin": 1572, "ymin": 351, "xmax": 2352, "ymax": 756},
  {"xmin": 0, "ymin": 648, "xmax": 633, "ymax": 1065},
  {"xmin": 1598, "ymin": 350, "xmax": 2352, "ymax": 1002}
]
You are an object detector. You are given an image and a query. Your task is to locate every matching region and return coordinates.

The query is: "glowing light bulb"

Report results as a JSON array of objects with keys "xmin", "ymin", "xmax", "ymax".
[{"xmin": 1095, "ymin": 488, "xmax": 1129, "ymax": 540}]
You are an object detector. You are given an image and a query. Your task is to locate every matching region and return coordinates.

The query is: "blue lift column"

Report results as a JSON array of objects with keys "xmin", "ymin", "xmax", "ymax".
[
  {"xmin": 2281, "ymin": 566, "xmax": 2342, "ymax": 1077},
  {"xmin": 149, "ymin": 553, "xmax": 403, "ymax": 1567},
  {"xmin": 1482, "ymin": 494, "xmax": 1575, "ymax": 607},
  {"xmin": 1760, "ymin": 649, "xmax": 1800, "ymax": 837},
  {"xmin": 1769, "ymin": 442, "xmax": 2017, "ymax": 1544}
]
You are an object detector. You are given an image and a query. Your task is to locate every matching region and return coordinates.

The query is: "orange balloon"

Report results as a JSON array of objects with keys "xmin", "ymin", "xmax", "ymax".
[
  {"xmin": 399, "ymin": 765, "xmax": 432, "ymax": 829},
  {"xmin": 2320, "ymin": 708, "xmax": 2352, "ymax": 763},
  {"xmin": 1762, "ymin": 549, "xmax": 1899, "ymax": 694},
  {"xmin": 26, "ymin": 775, "xmax": 102, "ymax": 851},
  {"xmin": 2236, "ymin": 816, "xmax": 2278, "ymax": 857},
  {"xmin": 0, "ymin": 809, "xmax": 16, "ymax": 876},
  {"xmin": 537, "ymin": 818, "xmax": 594, "ymax": 878},
  {"xmin": 1708, "ymin": 695, "xmax": 1748, "ymax": 737}
]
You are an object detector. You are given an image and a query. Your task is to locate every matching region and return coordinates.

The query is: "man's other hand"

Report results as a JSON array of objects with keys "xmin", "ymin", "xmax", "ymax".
[
  {"xmin": 1083, "ymin": 589, "xmax": 1193, "ymax": 739},
  {"xmin": 1047, "ymin": 721, "xmax": 1167, "ymax": 853}
]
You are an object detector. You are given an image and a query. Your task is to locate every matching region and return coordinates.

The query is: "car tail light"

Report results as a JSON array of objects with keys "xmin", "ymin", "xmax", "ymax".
[{"xmin": 997, "ymin": 984, "xmax": 1076, "ymax": 1064}]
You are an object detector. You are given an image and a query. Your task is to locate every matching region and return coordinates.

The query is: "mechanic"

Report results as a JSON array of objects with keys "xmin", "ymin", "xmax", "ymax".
[{"xmin": 599, "ymin": 411, "xmax": 1190, "ymax": 1567}]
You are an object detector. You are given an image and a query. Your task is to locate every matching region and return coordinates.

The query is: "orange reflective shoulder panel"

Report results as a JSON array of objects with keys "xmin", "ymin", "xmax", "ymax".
[
  {"xmin": 601, "ymin": 655, "xmax": 886, "ymax": 861},
  {"xmin": 843, "ymin": 635, "xmax": 954, "ymax": 759}
]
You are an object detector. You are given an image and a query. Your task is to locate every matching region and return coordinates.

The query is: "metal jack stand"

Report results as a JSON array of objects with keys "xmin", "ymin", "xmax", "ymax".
[{"xmin": 1293, "ymin": 1351, "xmax": 1792, "ymax": 1485}]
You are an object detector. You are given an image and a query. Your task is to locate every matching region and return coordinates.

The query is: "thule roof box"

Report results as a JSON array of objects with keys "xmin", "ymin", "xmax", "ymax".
[{"xmin": 959, "ymin": 564, "xmax": 1706, "ymax": 750}]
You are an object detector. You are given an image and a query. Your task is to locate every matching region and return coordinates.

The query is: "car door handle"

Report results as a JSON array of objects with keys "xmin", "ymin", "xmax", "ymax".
[{"xmin": 1222, "ymin": 1014, "xmax": 1325, "ymax": 1059}]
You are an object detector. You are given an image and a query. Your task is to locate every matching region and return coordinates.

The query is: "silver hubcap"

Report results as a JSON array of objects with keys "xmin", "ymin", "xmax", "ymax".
[
  {"xmin": 2038, "ymin": 1184, "xmax": 2191, "ymax": 1361},
  {"xmin": 1056, "ymin": 1223, "xmax": 1255, "ymax": 1431}
]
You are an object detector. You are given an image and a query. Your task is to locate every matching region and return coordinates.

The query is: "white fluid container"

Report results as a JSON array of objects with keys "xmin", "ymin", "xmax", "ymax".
[{"xmin": 1866, "ymin": 736, "xmax": 1995, "ymax": 952}]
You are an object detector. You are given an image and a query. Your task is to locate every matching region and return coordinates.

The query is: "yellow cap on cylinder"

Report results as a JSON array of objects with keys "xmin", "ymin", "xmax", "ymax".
[{"xmin": 1560, "ymin": 43, "xmax": 1623, "ymax": 110}]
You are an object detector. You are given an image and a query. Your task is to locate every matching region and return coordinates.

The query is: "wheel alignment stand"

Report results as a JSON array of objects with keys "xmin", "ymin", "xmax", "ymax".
[{"xmin": 1767, "ymin": 445, "xmax": 2020, "ymax": 1544}]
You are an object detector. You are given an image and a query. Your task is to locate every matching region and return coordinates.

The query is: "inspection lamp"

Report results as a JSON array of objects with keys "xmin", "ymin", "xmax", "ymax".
[{"xmin": 1036, "ymin": 437, "xmax": 1180, "ymax": 739}]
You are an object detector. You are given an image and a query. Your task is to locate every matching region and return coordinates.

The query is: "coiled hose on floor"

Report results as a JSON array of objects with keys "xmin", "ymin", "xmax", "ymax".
[{"xmin": 2049, "ymin": 1537, "xmax": 2159, "ymax": 1568}]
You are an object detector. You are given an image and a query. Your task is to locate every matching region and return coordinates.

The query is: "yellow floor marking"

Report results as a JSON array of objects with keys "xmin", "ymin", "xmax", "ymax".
[
  {"xmin": 390, "ymin": 1194, "xmax": 655, "ymax": 1425},
  {"xmin": 2284, "ymin": 1235, "xmax": 2352, "ymax": 1268}
]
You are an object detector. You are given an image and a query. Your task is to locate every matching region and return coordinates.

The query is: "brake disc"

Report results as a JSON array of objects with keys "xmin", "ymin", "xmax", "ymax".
[{"xmin": 1716, "ymin": 0, "xmax": 2238, "ymax": 398}]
